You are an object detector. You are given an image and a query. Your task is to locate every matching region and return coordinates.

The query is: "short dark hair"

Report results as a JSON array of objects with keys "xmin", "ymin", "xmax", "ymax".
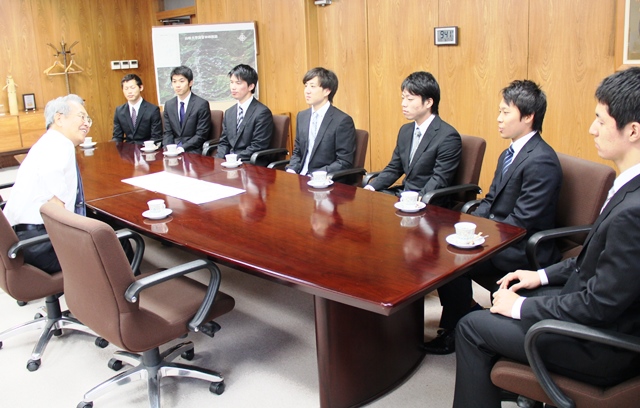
[
  {"xmin": 121, "ymin": 74, "xmax": 142, "ymax": 88},
  {"xmin": 228, "ymin": 64, "xmax": 258, "ymax": 94},
  {"xmin": 303, "ymin": 67, "xmax": 339, "ymax": 103},
  {"xmin": 501, "ymin": 80, "xmax": 547, "ymax": 132},
  {"xmin": 170, "ymin": 65, "xmax": 194, "ymax": 83},
  {"xmin": 401, "ymin": 72, "xmax": 440, "ymax": 115},
  {"xmin": 595, "ymin": 67, "xmax": 640, "ymax": 130}
]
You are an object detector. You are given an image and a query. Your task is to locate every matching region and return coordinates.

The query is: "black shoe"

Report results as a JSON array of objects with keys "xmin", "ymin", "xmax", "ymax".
[{"xmin": 422, "ymin": 329, "xmax": 455, "ymax": 354}]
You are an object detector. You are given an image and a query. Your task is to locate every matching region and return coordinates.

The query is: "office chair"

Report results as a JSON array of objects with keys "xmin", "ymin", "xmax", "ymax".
[
  {"xmin": 328, "ymin": 129, "xmax": 369, "ymax": 186},
  {"xmin": 0, "ymin": 182, "xmax": 13, "ymax": 209},
  {"xmin": 250, "ymin": 114, "xmax": 290, "ymax": 166},
  {"xmin": 202, "ymin": 109, "xmax": 224, "ymax": 156},
  {"xmin": 40, "ymin": 202, "xmax": 235, "ymax": 407},
  {"xmin": 0, "ymin": 208, "xmax": 108, "ymax": 371},
  {"xmin": 491, "ymin": 319, "xmax": 640, "ymax": 408}
]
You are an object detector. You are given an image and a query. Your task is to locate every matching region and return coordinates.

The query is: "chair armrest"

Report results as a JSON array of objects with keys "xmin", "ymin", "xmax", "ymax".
[
  {"xmin": 0, "ymin": 182, "xmax": 14, "ymax": 190},
  {"xmin": 249, "ymin": 148, "xmax": 289, "ymax": 165},
  {"xmin": 124, "ymin": 259, "xmax": 222, "ymax": 332},
  {"xmin": 115, "ymin": 229, "xmax": 146, "ymax": 275},
  {"xmin": 421, "ymin": 184, "xmax": 482, "ymax": 204},
  {"xmin": 267, "ymin": 159, "xmax": 290, "ymax": 170},
  {"xmin": 461, "ymin": 199, "xmax": 481, "ymax": 214},
  {"xmin": 202, "ymin": 140, "xmax": 220, "ymax": 157},
  {"xmin": 8, "ymin": 234, "xmax": 52, "ymax": 259},
  {"xmin": 526, "ymin": 225, "xmax": 593, "ymax": 269},
  {"xmin": 362, "ymin": 171, "xmax": 381, "ymax": 187},
  {"xmin": 525, "ymin": 319, "xmax": 640, "ymax": 408},
  {"xmin": 328, "ymin": 167, "xmax": 367, "ymax": 182}
]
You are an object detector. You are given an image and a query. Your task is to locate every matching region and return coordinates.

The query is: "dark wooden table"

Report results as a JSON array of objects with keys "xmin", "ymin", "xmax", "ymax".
[{"xmin": 80, "ymin": 142, "xmax": 525, "ymax": 408}]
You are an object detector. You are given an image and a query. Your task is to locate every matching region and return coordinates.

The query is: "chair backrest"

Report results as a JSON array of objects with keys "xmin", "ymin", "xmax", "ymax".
[
  {"xmin": 0, "ymin": 209, "xmax": 62, "ymax": 301},
  {"xmin": 210, "ymin": 109, "xmax": 224, "ymax": 144},
  {"xmin": 454, "ymin": 135, "xmax": 487, "ymax": 204},
  {"xmin": 40, "ymin": 203, "xmax": 137, "ymax": 346},
  {"xmin": 554, "ymin": 153, "xmax": 615, "ymax": 258},
  {"xmin": 271, "ymin": 114, "xmax": 290, "ymax": 150},
  {"xmin": 354, "ymin": 129, "xmax": 369, "ymax": 169}
]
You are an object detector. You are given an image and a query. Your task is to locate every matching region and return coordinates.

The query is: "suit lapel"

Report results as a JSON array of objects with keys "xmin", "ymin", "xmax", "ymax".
[
  {"xmin": 236, "ymin": 99, "xmax": 256, "ymax": 140},
  {"xmin": 309, "ymin": 106, "xmax": 333, "ymax": 159},
  {"xmin": 133, "ymin": 101, "xmax": 146, "ymax": 134},
  {"xmin": 299, "ymin": 109, "xmax": 312, "ymax": 161},
  {"xmin": 496, "ymin": 133, "xmax": 541, "ymax": 194},
  {"xmin": 406, "ymin": 116, "xmax": 441, "ymax": 175},
  {"xmin": 228, "ymin": 104, "xmax": 239, "ymax": 146}
]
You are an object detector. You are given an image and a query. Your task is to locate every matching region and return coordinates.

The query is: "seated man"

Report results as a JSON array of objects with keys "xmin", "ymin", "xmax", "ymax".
[
  {"xmin": 112, "ymin": 74, "xmax": 162, "ymax": 144},
  {"xmin": 453, "ymin": 67, "xmax": 640, "ymax": 407},
  {"xmin": 364, "ymin": 71, "xmax": 461, "ymax": 204},
  {"xmin": 423, "ymin": 79, "xmax": 562, "ymax": 355},
  {"xmin": 4, "ymin": 94, "xmax": 91, "ymax": 273},
  {"xmin": 216, "ymin": 64, "xmax": 273, "ymax": 161},
  {"xmin": 162, "ymin": 65, "xmax": 211, "ymax": 153},
  {"xmin": 286, "ymin": 67, "xmax": 356, "ymax": 175}
]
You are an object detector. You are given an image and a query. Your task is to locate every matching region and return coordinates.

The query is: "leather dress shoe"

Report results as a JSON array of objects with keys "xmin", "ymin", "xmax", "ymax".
[{"xmin": 422, "ymin": 329, "xmax": 455, "ymax": 354}]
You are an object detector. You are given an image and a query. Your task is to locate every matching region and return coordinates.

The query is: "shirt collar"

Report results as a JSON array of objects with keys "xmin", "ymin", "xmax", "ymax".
[
  {"xmin": 312, "ymin": 101, "xmax": 331, "ymax": 119},
  {"xmin": 510, "ymin": 131, "xmax": 537, "ymax": 158},
  {"xmin": 612, "ymin": 162, "xmax": 640, "ymax": 196},
  {"xmin": 128, "ymin": 98, "xmax": 143, "ymax": 112},
  {"xmin": 237, "ymin": 96, "xmax": 254, "ymax": 114},
  {"xmin": 416, "ymin": 114, "xmax": 436, "ymax": 137}
]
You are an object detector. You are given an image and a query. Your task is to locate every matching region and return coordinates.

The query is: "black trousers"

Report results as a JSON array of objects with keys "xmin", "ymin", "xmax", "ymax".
[{"xmin": 15, "ymin": 227, "xmax": 60, "ymax": 274}]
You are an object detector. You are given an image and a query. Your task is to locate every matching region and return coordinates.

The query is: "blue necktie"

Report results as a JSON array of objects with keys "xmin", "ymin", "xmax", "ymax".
[
  {"xmin": 75, "ymin": 162, "xmax": 86, "ymax": 216},
  {"xmin": 179, "ymin": 101, "xmax": 185, "ymax": 126},
  {"xmin": 502, "ymin": 146, "xmax": 514, "ymax": 176}
]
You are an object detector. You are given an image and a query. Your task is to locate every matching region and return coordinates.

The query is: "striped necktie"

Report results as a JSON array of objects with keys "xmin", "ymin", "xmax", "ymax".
[
  {"xmin": 237, "ymin": 106, "xmax": 244, "ymax": 132},
  {"xmin": 409, "ymin": 127, "xmax": 422, "ymax": 163},
  {"xmin": 502, "ymin": 146, "xmax": 514, "ymax": 175}
]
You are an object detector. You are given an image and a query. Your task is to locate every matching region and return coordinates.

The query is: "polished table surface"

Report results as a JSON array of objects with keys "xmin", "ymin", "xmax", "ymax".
[{"xmin": 79, "ymin": 142, "xmax": 525, "ymax": 407}]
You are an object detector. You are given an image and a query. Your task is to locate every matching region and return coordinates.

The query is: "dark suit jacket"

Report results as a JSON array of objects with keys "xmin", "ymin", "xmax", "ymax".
[
  {"xmin": 519, "ymin": 174, "xmax": 640, "ymax": 380},
  {"xmin": 368, "ymin": 116, "xmax": 462, "ymax": 198},
  {"xmin": 162, "ymin": 92, "xmax": 211, "ymax": 153},
  {"xmin": 473, "ymin": 133, "xmax": 562, "ymax": 271},
  {"xmin": 112, "ymin": 99, "xmax": 162, "ymax": 144},
  {"xmin": 286, "ymin": 105, "xmax": 356, "ymax": 174},
  {"xmin": 216, "ymin": 98, "xmax": 273, "ymax": 161}
]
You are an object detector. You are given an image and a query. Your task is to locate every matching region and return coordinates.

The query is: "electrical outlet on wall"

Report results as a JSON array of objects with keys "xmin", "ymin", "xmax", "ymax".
[
  {"xmin": 129, "ymin": 60, "xmax": 138, "ymax": 69},
  {"xmin": 111, "ymin": 61, "xmax": 121, "ymax": 70},
  {"xmin": 120, "ymin": 60, "xmax": 130, "ymax": 69}
]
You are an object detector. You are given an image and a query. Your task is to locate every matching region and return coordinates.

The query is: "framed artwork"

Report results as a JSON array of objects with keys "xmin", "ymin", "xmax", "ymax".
[
  {"xmin": 22, "ymin": 93, "xmax": 36, "ymax": 111},
  {"xmin": 616, "ymin": 0, "xmax": 640, "ymax": 69}
]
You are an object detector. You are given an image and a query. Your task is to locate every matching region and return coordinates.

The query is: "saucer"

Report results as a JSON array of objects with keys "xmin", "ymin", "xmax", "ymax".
[
  {"xmin": 142, "ymin": 208, "xmax": 172, "ymax": 220},
  {"xmin": 141, "ymin": 146, "xmax": 159, "ymax": 152},
  {"xmin": 221, "ymin": 160, "xmax": 242, "ymax": 168},
  {"xmin": 445, "ymin": 233, "xmax": 485, "ymax": 249},
  {"xmin": 307, "ymin": 179, "xmax": 334, "ymax": 188},
  {"xmin": 394, "ymin": 201, "xmax": 426, "ymax": 213},
  {"xmin": 79, "ymin": 142, "xmax": 97, "ymax": 148},
  {"xmin": 163, "ymin": 151, "xmax": 181, "ymax": 157}
]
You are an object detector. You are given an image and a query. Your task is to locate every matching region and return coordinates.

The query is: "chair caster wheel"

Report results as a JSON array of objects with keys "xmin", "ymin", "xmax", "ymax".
[
  {"xmin": 62, "ymin": 310, "xmax": 72, "ymax": 317},
  {"xmin": 108, "ymin": 358, "xmax": 123, "ymax": 371},
  {"xmin": 210, "ymin": 381, "xmax": 225, "ymax": 395},
  {"xmin": 17, "ymin": 300, "xmax": 28, "ymax": 306},
  {"xmin": 95, "ymin": 337, "xmax": 109, "ymax": 348},
  {"xmin": 181, "ymin": 349, "xmax": 195, "ymax": 361},
  {"xmin": 27, "ymin": 359, "xmax": 41, "ymax": 371},
  {"xmin": 34, "ymin": 313, "xmax": 43, "ymax": 320},
  {"xmin": 77, "ymin": 401, "xmax": 93, "ymax": 408}
]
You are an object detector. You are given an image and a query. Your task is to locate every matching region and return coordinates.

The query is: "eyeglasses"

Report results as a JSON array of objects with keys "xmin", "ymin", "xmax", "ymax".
[{"xmin": 76, "ymin": 113, "xmax": 93, "ymax": 127}]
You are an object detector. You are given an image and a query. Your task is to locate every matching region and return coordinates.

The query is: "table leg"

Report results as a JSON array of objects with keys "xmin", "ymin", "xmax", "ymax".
[{"xmin": 314, "ymin": 297, "xmax": 425, "ymax": 408}]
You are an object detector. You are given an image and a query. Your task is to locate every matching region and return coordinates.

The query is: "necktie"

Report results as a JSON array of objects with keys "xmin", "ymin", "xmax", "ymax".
[
  {"xmin": 131, "ymin": 108, "xmax": 137, "ymax": 128},
  {"xmin": 301, "ymin": 112, "xmax": 320, "ymax": 175},
  {"xmin": 179, "ymin": 101, "xmax": 185, "ymax": 126},
  {"xmin": 237, "ymin": 106, "xmax": 244, "ymax": 132},
  {"xmin": 409, "ymin": 127, "xmax": 422, "ymax": 163},
  {"xmin": 75, "ymin": 162, "xmax": 86, "ymax": 216},
  {"xmin": 502, "ymin": 146, "xmax": 514, "ymax": 175}
]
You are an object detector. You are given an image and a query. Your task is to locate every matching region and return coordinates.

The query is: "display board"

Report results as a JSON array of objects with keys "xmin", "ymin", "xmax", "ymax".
[{"xmin": 151, "ymin": 22, "xmax": 258, "ymax": 107}]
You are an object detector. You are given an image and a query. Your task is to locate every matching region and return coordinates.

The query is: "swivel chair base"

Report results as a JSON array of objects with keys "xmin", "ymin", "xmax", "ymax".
[
  {"xmin": 77, "ymin": 341, "xmax": 225, "ymax": 408},
  {"xmin": 0, "ymin": 294, "xmax": 107, "ymax": 371}
]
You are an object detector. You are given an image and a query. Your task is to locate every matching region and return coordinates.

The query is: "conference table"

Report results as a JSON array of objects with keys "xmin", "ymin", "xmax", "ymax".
[{"xmin": 78, "ymin": 142, "xmax": 525, "ymax": 408}]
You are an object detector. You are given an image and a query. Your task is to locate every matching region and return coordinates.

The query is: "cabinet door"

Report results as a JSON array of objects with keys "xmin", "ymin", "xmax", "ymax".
[
  {"xmin": 0, "ymin": 116, "xmax": 22, "ymax": 152},
  {"xmin": 19, "ymin": 112, "xmax": 46, "ymax": 148}
]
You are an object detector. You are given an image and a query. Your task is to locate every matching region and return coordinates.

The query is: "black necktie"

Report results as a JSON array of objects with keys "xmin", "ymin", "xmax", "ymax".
[
  {"xmin": 75, "ymin": 162, "xmax": 86, "ymax": 216},
  {"xmin": 179, "ymin": 101, "xmax": 185, "ymax": 126}
]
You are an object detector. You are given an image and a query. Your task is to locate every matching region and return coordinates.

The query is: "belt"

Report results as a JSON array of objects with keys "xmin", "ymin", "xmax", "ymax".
[{"xmin": 12, "ymin": 224, "xmax": 46, "ymax": 232}]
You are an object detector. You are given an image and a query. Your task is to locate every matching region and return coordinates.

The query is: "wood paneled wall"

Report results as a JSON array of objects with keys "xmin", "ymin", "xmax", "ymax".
[{"xmin": 1, "ymin": 0, "xmax": 618, "ymax": 192}]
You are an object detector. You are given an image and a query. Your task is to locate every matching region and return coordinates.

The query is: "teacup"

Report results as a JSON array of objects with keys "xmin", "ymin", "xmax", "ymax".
[
  {"xmin": 166, "ymin": 144, "xmax": 178, "ymax": 154},
  {"xmin": 143, "ymin": 140, "xmax": 156, "ymax": 149},
  {"xmin": 225, "ymin": 153, "xmax": 238, "ymax": 164},
  {"xmin": 454, "ymin": 222, "xmax": 476, "ymax": 241},
  {"xmin": 147, "ymin": 199, "xmax": 166, "ymax": 213},
  {"xmin": 311, "ymin": 170, "xmax": 328, "ymax": 184},
  {"xmin": 400, "ymin": 191, "xmax": 419, "ymax": 207},
  {"xmin": 84, "ymin": 137, "xmax": 92, "ymax": 145}
]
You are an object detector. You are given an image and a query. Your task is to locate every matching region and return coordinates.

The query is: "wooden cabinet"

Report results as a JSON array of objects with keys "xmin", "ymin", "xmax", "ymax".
[
  {"xmin": 0, "ymin": 115, "xmax": 22, "ymax": 152},
  {"xmin": 0, "ymin": 111, "xmax": 46, "ymax": 153}
]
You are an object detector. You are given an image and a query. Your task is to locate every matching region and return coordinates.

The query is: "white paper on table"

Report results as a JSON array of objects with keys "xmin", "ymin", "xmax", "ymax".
[{"xmin": 122, "ymin": 171, "xmax": 244, "ymax": 204}]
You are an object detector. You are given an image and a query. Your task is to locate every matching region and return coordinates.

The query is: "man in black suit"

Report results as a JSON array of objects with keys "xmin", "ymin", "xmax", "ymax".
[
  {"xmin": 363, "ymin": 71, "xmax": 461, "ymax": 202},
  {"xmin": 162, "ymin": 65, "xmax": 211, "ymax": 153},
  {"xmin": 112, "ymin": 74, "xmax": 162, "ymax": 144},
  {"xmin": 453, "ymin": 68, "xmax": 640, "ymax": 407},
  {"xmin": 286, "ymin": 67, "xmax": 356, "ymax": 175},
  {"xmin": 423, "ymin": 80, "xmax": 563, "ymax": 355},
  {"xmin": 216, "ymin": 64, "xmax": 273, "ymax": 162}
]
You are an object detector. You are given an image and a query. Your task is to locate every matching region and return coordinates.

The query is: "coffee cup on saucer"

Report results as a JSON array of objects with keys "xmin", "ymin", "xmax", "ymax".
[
  {"xmin": 399, "ymin": 191, "xmax": 419, "ymax": 208},
  {"xmin": 147, "ymin": 199, "xmax": 166, "ymax": 214},
  {"xmin": 454, "ymin": 222, "xmax": 476, "ymax": 241},
  {"xmin": 311, "ymin": 171, "xmax": 328, "ymax": 184},
  {"xmin": 166, "ymin": 144, "xmax": 178, "ymax": 154},
  {"xmin": 143, "ymin": 140, "xmax": 156, "ymax": 150},
  {"xmin": 225, "ymin": 153, "xmax": 238, "ymax": 164}
]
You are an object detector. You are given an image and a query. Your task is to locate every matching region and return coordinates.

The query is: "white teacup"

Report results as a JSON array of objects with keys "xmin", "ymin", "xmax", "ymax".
[
  {"xmin": 166, "ymin": 144, "xmax": 178, "ymax": 154},
  {"xmin": 147, "ymin": 199, "xmax": 166, "ymax": 213},
  {"xmin": 225, "ymin": 153, "xmax": 238, "ymax": 163},
  {"xmin": 400, "ymin": 191, "xmax": 419, "ymax": 207},
  {"xmin": 143, "ymin": 140, "xmax": 156, "ymax": 149},
  {"xmin": 84, "ymin": 137, "xmax": 92, "ymax": 145},
  {"xmin": 454, "ymin": 222, "xmax": 476, "ymax": 241},
  {"xmin": 311, "ymin": 170, "xmax": 328, "ymax": 184}
]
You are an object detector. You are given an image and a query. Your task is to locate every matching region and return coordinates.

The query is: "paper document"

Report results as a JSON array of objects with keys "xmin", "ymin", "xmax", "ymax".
[{"xmin": 122, "ymin": 171, "xmax": 244, "ymax": 204}]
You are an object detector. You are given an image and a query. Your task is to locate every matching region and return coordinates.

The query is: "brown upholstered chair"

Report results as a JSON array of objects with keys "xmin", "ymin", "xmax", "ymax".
[
  {"xmin": 328, "ymin": 129, "xmax": 369, "ymax": 186},
  {"xmin": 40, "ymin": 202, "xmax": 235, "ymax": 407},
  {"xmin": 250, "ymin": 113, "xmax": 290, "ymax": 166},
  {"xmin": 523, "ymin": 153, "xmax": 616, "ymax": 269},
  {"xmin": 0, "ymin": 182, "xmax": 13, "ymax": 209},
  {"xmin": 491, "ymin": 319, "xmax": 640, "ymax": 408},
  {"xmin": 0, "ymin": 208, "xmax": 105, "ymax": 371},
  {"xmin": 202, "ymin": 109, "xmax": 225, "ymax": 156}
]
